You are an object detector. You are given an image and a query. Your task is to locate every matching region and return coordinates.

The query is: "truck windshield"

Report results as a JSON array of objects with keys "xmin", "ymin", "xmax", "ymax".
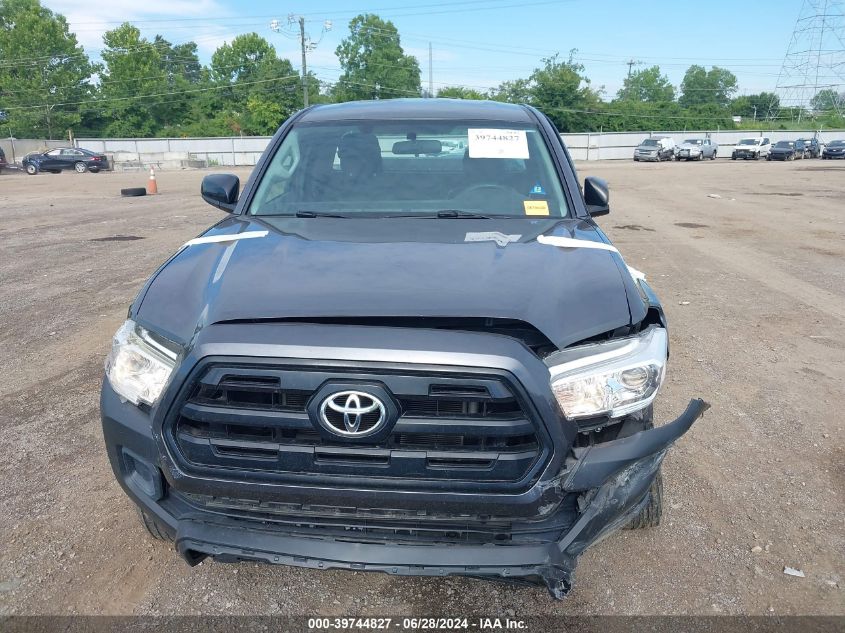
[
  {"xmin": 641, "ymin": 139, "xmax": 659, "ymax": 146},
  {"xmin": 248, "ymin": 120, "xmax": 570, "ymax": 218},
  {"xmin": 738, "ymin": 139, "xmax": 757, "ymax": 145},
  {"xmin": 684, "ymin": 139, "xmax": 702, "ymax": 145}
]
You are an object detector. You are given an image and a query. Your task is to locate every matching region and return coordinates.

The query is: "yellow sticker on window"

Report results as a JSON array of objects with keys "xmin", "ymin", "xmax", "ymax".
[{"xmin": 523, "ymin": 200, "xmax": 550, "ymax": 216}]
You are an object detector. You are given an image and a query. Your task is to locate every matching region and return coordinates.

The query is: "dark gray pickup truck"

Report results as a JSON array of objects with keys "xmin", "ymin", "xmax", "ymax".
[{"xmin": 101, "ymin": 98, "xmax": 707, "ymax": 599}]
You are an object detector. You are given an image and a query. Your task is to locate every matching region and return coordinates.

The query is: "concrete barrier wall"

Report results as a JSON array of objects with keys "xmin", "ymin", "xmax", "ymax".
[{"xmin": 7, "ymin": 129, "xmax": 842, "ymax": 168}]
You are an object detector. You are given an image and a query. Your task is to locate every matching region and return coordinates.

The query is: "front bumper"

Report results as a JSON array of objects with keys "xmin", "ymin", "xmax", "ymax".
[{"xmin": 102, "ymin": 353, "xmax": 708, "ymax": 600}]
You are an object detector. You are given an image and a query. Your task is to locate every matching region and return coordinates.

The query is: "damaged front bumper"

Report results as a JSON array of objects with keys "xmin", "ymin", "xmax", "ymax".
[{"xmin": 105, "ymin": 386, "xmax": 708, "ymax": 600}]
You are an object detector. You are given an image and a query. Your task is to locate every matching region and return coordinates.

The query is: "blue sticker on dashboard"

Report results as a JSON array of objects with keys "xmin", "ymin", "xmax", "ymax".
[{"xmin": 529, "ymin": 183, "xmax": 546, "ymax": 196}]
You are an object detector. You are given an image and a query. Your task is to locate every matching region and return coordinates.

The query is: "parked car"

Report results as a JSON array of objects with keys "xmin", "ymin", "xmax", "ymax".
[
  {"xmin": 731, "ymin": 137, "xmax": 770, "ymax": 160},
  {"xmin": 675, "ymin": 138, "xmax": 717, "ymax": 161},
  {"xmin": 767, "ymin": 140, "xmax": 803, "ymax": 161},
  {"xmin": 795, "ymin": 138, "xmax": 821, "ymax": 159},
  {"xmin": 100, "ymin": 98, "xmax": 706, "ymax": 601},
  {"xmin": 633, "ymin": 136, "xmax": 675, "ymax": 162},
  {"xmin": 821, "ymin": 139, "xmax": 845, "ymax": 159},
  {"xmin": 22, "ymin": 147, "xmax": 109, "ymax": 175},
  {"xmin": 0, "ymin": 146, "xmax": 6, "ymax": 173}
]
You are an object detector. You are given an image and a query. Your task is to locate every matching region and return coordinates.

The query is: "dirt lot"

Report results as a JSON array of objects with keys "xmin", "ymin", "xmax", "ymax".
[{"xmin": 0, "ymin": 159, "xmax": 843, "ymax": 617}]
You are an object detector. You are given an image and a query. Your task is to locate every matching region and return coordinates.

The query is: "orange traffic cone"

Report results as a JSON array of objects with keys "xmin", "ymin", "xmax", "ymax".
[{"xmin": 147, "ymin": 167, "xmax": 158, "ymax": 195}]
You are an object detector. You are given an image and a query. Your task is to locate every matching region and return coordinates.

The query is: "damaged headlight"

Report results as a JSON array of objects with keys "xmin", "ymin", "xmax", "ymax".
[
  {"xmin": 105, "ymin": 320, "xmax": 178, "ymax": 406},
  {"xmin": 546, "ymin": 327, "xmax": 667, "ymax": 419}
]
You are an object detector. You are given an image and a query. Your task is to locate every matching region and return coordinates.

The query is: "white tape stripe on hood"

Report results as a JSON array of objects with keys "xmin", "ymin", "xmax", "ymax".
[
  {"xmin": 183, "ymin": 230, "xmax": 268, "ymax": 248},
  {"xmin": 537, "ymin": 234, "xmax": 646, "ymax": 281}
]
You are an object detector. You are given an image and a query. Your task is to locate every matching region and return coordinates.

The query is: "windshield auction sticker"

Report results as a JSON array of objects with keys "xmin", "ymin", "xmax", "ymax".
[{"xmin": 467, "ymin": 128, "xmax": 529, "ymax": 159}]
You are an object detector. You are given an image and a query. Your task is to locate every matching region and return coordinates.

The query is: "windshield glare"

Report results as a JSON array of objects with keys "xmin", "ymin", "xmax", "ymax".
[
  {"xmin": 829, "ymin": 140, "xmax": 845, "ymax": 147},
  {"xmin": 738, "ymin": 139, "xmax": 757, "ymax": 145},
  {"xmin": 248, "ymin": 120, "xmax": 570, "ymax": 218},
  {"xmin": 775, "ymin": 141, "xmax": 793, "ymax": 148},
  {"xmin": 641, "ymin": 139, "xmax": 659, "ymax": 146},
  {"xmin": 684, "ymin": 139, "xmax": 702, "ymax": 145}
]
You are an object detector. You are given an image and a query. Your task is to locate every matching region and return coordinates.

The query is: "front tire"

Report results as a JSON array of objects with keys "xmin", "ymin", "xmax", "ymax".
[
  {"xmin": 137, "ymin": 508, "xmax": 172, "ymax": 541},
  {"xmin": 711, "ymin": 150, "xmax": 717, "ymax": 160},
  {"xmin": 74, "ymin": 161, "xmax": 87, "ymax": 173},
  {"xmin": 625, "ymin": 470, "xmax": 663, "ymax": 529},
  {"xmin": 25, "ymin": 164, "xmax": 38, "ymax": 175}
]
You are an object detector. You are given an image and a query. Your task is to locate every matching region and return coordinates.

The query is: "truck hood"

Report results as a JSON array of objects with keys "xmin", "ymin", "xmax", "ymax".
[{"xmin": 133, "ymin": 216, "xmax": 640, "ymax": 350}]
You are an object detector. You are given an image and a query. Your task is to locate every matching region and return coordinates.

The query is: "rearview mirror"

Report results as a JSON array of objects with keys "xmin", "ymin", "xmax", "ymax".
[
  {"xmin": 201, "ymin": 173, "xmax": 240, "ymax": 213},
  {"xmin": 584, "ymin": 176, "xmax": 609, "ymax": 216},
  {"xmin": 392, "ymin": 139, "xmax": 442, "ymax": 155}
]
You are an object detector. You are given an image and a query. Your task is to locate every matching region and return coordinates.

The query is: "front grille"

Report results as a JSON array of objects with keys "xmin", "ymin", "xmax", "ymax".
[
  {"xmin": 166, "ymin": 361, "xmax": 548, "ymax": 493},
  {"xmin": 180, "ymin": 492, "xmax": 578, "ymax": 545}
]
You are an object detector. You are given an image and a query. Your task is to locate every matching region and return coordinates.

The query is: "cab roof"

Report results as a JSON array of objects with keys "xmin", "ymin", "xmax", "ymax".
[{"xmin": 299, "ymin": 98, "xmax": 535, "ymax": 123}]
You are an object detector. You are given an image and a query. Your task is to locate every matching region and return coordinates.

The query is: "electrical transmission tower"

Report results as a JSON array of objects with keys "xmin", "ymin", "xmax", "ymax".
[{"xmin": 768, "ymin": 0, "xmax": 845, "ymax": 121}]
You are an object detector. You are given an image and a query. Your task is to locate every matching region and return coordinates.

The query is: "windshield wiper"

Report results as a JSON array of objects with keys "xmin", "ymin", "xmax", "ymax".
[
  {"xmin": 434, "ymin": 209, "xmax": 492, "ymax": 219},
  {"xmin": 295, "ymin": 210, "xmax": 348, "ymax": 218}
]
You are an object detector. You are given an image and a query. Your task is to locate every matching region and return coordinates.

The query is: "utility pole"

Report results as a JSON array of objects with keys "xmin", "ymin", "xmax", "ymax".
[
  {"xmin": 270, "ymin": 16, "xmax": 332, "ymax": 109},
  {"xmin": 299, "ymin": 16, "xmax": 308, "ymax": 107},
  {"xmin": 429, "ymin": 42, "xmax": 433, "ymax": 98},
  {"xmin": 625, "ymin": 59, "xmax": 642, "ymax": 99}
]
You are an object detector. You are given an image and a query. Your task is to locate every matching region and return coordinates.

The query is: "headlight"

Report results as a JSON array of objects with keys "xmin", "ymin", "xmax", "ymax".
[
  {"xmin": 546, "ymin": 327, "xmax": 667, "ymax": 420},
  {"xmin": 105, "ymin": 320, "xmax": 178, "ymax": 406}
]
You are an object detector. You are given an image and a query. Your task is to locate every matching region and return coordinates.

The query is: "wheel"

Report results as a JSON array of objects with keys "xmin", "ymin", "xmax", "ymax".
[
  {"xmin": 711, "ymin": 150, "xmax": 717, "ymax": 160},
  {"xmin": 25, "ymin": 163, "xmax": 38, "ymax": 175},
  {"xmin": 732, "ymin": 155, "xmax": 737, "ymax": 160},
  {"xmin": 74, "ymin": 161, "xmax": 87, "ymax": 173},
  {"xmin": 625, "ymin": 470, "xmax": 663, "ymax": 529},
  {"xmin": 633, "ymin": 157, "xmax": 639, "ymax": 162},
  {"xmin": 675, "ymin": 155, "xmax": 681, "ymax": 161},
  {"xmin": 754, "ymin": 152, "xmax": 759, "ymax": 160},
  {"xmin": 120, "ymin": 187, "xmax": 147, "ymax": 197},
  {"xmin": 136, "ymin": 508, "xmax": 172, "ymax": 541}
]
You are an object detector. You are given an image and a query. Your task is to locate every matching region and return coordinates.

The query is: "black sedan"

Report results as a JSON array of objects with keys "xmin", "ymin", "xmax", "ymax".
[
  {"xmin": 22, "ymin": 147, "xmax": 109, "ymax": 175},
  {"xmin": 822, "ymin": 139, "xmax": 845, "ymax": 159},
  {"xmin": 767, "ymin": 141, "xmax": 803, "ymax": 161}
]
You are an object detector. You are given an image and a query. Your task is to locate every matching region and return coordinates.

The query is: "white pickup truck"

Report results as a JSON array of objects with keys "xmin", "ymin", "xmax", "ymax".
[{"xmin": 731, "ymin": 137, "xmax": 771, "ymax": 160}]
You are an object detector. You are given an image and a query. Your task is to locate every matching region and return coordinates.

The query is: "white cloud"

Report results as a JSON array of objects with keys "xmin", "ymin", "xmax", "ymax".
[{"xmin": 43, "ymin": 0, "xmax": 227, "ymax": 53}]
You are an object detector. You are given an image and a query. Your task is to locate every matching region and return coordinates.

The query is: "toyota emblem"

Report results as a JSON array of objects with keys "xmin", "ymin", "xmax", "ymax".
[{"xmin": 319, "ymin": 390, "xmax": 387, "ymax": 437}]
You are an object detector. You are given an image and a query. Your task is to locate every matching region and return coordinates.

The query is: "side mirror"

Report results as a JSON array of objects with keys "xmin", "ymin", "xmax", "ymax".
[
  {"xmin": 201, "ymin": 173, "xmax": 240, "ymax": 213},
  {"xmin": 584, "ymin": 176, "xmax": 610, "ymax": 217}
]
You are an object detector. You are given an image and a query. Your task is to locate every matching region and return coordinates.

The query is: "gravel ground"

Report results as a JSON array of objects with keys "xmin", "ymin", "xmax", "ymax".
[{"xmin": 0, "ymin": 159, "xmax": 842, "ymax": 617}]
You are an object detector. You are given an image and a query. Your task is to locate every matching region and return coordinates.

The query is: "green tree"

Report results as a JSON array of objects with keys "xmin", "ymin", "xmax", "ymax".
[
  {"xmin": 436, "ymin": 86, "xmax": 487, "ymax": 100},
  {"xmin": 529, "ymin": 53, "xmax": 603, "ymax": 131},
  {"xmin": 0, "ymin": 0, "xmax": 95, "ymax": 138},
  {"xmin": 209, "ymin": 33, "xmax": 301, "ymax": 134},
  {"xmin": 98, "ymin": 24, "xmax": 170, "ymax": 136},
  {"xmin": 617, "ymin": 65, "xmax": 674, "ymax": 102},
  {"xmin": 731, "ymin": 92, "xmax": 779, "ymax": 120},
  {"xmin": 810, "ymin": 88, "xmax": 843, "ymax": 113},
  {"xmin": 334, "ymin": 14, "xmax": 421, "ymax": 100},
  {"xmin": 488, "ymin": 78, "xmax": 532, "ymax": 104},
  {"xmin": 678, "ymin": 65, "xmax": 738, "ymax": 108}
]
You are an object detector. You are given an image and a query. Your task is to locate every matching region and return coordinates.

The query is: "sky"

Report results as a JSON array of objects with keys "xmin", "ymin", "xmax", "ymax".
[{"xmin": 42, "ymin": 0, "xmax": 806, "ymax": 99}]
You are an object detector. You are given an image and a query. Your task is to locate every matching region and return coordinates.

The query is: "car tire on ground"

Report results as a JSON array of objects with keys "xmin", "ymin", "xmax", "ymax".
[
  {"xmin": 120, "ymin": 187, "xmax": 147, "ymax": 197},
  {"xmin": 754, "ymin": 152, "xmax": 760, "ymax": 160},
  {"xmin": 74, "ymin": 161, "xmax": 88, "ymax": 173},
  {"xmin": 711, "ymin": 151, "xmax": 717, "ymax": 160},
  {"xmin": 136, "ymin": 508, "xmax": 172, "ymax": 541},
  {"xmin": 625, "ymin": 470, "xmax": 663, "ymax": 529},
  {"xmin": 25, "ymin": 164, "xmax": 38, "ymax": 175}
]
